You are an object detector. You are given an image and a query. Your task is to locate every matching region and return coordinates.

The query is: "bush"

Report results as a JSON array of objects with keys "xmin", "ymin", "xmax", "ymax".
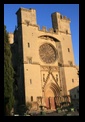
[
  {"xmin": 56, "ymin": 108, "xmax": 62, "ymax": 113},
  {"xmin": 71, "ymin": 108, "xmax": 74, "ymax": 112},
  {"xmin": 57, "ymin": 109, "xmax": 62, "ymax": 113},
  {"xmin": 18, "ymin": 104, "xmax": 28, "ymax": 115},
  {"xmin": 41, "ymin": 111, "xmax": 46, "ymax": 115}
]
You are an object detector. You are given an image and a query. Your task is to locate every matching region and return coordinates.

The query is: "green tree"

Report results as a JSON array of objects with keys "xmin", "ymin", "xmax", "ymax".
[{"xmin": 4, "ymin": 25, "xmax": 15, "ymax": 116}]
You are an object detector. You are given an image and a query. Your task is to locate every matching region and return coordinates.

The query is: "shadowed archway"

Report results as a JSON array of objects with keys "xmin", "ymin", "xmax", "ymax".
[{"xmin": 44, "ymin": 82, "xmax": 61, "ymax": 109}]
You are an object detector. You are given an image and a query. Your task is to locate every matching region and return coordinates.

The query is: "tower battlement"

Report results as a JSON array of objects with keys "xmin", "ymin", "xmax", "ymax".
[
  {"xmin": 16, "ymin": 7, "xmax": 37, "ymax": 27},
  {"xmin": 62, "ymin": 15, "xmax": 70, "ymax": 21},
  {"xmin": 16, "ymin": 7, "xmax": 36, "ymax": 14},
  {"xmin": 39, "ymin": 26, "xmax": 58, "ymax": 34},
  {"xmin": 15, "ymin": 7, "xmax": 71, "ymax": 34},
  {"xmin": 51, "ymin": 12, "xmax": 71, "ymax": 34}
]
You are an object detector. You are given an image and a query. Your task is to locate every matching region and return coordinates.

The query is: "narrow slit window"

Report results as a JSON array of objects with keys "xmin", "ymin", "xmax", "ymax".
[
  {"xmin": 28, "ymin": 43, "xmax": 30, "ymax": 47},
  {"xmin": 68, "ymin": 48, "xmax": 70, "ymax": 52},
  {"xmin": 66, "ymin": 30, "xmax": 68, "ymax": 34},
  {"xmin": 31, "ymin": 96, "xmax": 33, "ymax": 102},
  {"xmin": 30, "ymin": 79, "xmax": 32, "ymax": 84},
  {"xmin": 72, "ymin": 79, "xmax": 74, "ymax": 83},
  {"xmin": 54, "ymin": 30, "xmax": 56, "ymax": 32}
]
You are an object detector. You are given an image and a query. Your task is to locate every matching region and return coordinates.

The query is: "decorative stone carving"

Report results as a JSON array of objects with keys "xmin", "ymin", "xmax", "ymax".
[
  {"xmin": 43, "ymin": 74, "xmax": 45, "ymax": 82},
  {"xmin": 56, "ymin": 74, "xmax": 58, "ymax": 82},
  {"xmin": 39, "ymin": 43, "xmax": 58, "ymax": 63},
  {"xmin": 26, "ymin": 56, "xmax": 32, "ymax": 63},
  {"xmin": 40, "ymin": 66, "xmax": 58, "ymax": 72},
  {"xmin": 38, "ymin": 35, "xmax": 57, "ymax": 42},
  {"xmin": 42, "ymin": 72, "xmax": 61, "ymax": 92}
]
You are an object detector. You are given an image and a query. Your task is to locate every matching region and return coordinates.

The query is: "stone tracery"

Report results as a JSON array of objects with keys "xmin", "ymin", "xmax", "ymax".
[{"xmin": 39, "ymin": 43, "xmax": 58, "ymax": 63}]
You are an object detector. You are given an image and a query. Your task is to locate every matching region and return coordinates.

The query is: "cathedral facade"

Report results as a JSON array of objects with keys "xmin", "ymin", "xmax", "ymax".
[{"xmin": 9, "ymin": 7, "xmax": 79, "ymax": 110}]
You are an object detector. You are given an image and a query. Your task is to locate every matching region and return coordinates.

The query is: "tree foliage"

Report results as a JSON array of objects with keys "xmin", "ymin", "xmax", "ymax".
[{"xmin": 4, "ymin": 25, "xmax": 15, "ymax": 115}]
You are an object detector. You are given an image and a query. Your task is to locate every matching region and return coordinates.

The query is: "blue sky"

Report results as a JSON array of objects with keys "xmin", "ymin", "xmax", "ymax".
[{"xmin": 4, "ymin": 4, "xmax": 79, "ymax": 65}]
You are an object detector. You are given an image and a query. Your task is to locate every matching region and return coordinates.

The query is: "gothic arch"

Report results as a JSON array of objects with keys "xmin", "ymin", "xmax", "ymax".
[
  {"xmin": 44, "ymin": 82, "xmax": 61, "ymax": 109},
  {"xmin": 42, "ymin": 72, "xmax": 61, "ymax": 92},
  {"xmin": 38, "ymin": 35, "xmax": 60, "ymax": 42},
  {"xmin": 44, "ymin": 82, "xmax": 60, "ymax": 98}
]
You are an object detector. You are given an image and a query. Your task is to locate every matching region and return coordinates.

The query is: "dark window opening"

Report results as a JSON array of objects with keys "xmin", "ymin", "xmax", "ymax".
[
  {"xmin": 30, "ymin": 79, "xmax": 32, "ymax": 84},
  {"xmin": 54, "ymin": 30, "xmax": 56, "ymax": 32},
  {"xmin": 66, "ymin": 30, "xmax": 68, "ymax": 34},
  {"xmin": 28, "ymin": 43, "xmax": 30, "ymax": 47},
  {"xmin": 72, "ymin": 79, "xmax": 74, "ymax": 83},
  {"xmin": 68, "ymin": 48, "xmax": 70, "ymax": 52},
  {"xmin": 31, "ymin": 96, "xmax": 33, "ymax": 102}
]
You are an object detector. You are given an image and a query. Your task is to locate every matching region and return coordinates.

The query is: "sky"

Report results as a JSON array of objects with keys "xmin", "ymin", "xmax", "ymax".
[{"xmin": 4, "ymin": 4, "xmax": 79, "ymax": 65}]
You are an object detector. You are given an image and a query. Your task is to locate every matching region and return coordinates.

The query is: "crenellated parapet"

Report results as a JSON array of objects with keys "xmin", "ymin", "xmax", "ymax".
[
  {"xmin": 16, "ymin": 7, "xmax": 36, "ymax": 14},
  {"xmin": 15, "ymin": 19, "xmax": 59, "ymax": 34},
  {"xmin": 60, "ymin": 15, "xmax": 70, "ymax": 22},
  {"xmin": 51, "ymin": 12, "xmax": 71, "ymax": 34},
  {"xmin": 39, "ymin": 26, "xmax": 58, "ymax": 34}
]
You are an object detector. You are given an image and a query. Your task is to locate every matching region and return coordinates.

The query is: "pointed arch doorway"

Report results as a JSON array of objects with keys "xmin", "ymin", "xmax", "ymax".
[
  {"xmin": 45, "ymin": 89, "xmax": 56, "ymax": 109},
  {"xmin": 44, "ymin": 83, "xmax": 60, "ymax": 110}
]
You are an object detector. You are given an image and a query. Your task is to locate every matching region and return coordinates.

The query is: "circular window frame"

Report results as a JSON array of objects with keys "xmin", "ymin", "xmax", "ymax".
[{"xmin": 39, "ymin": 43, "xmax": 58, "ymax": 64}]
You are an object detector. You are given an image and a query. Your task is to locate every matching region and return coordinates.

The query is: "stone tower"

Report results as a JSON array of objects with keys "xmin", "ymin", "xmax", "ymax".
[
  {"xmin": 10, "ymin": 8, "xmax": 79, "ymax": 111},
  {"xmin": 51, "ymin": 12, "xmax": 71, "ymax": 34},
  {"xmin": 16, "ymin": 8, "xmax": 37, "ymax": 27},
  {"xmin": 51, "ymin": 12, "xmax": 75, "ymax": 65}
]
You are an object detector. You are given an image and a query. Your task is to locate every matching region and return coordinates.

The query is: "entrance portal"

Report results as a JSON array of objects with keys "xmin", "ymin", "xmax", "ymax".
[{"xmin": 44, "ymin": 89, "xmax": 56, "ymax": 109}]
